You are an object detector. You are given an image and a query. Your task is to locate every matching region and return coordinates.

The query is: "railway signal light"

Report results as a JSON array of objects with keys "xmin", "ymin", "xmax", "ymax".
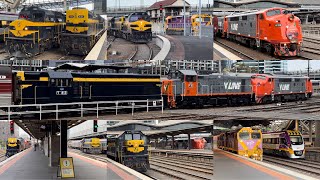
[
  {"xmin": 160, "ymin": 4, "xmax": 163, "ymax": 12},
  {"xmin": 93, "ymin": 120, "xmax": 98, "ymax": 132},
  {"xmin": 9, "ymin": 120, "xmax": 14, "ymax": 134}
]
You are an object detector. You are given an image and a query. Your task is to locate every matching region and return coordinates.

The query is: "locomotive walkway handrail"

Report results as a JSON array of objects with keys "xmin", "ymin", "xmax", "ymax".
[{"xmin": 0, "ymin": 98, "xmax": 164, "ymax": 121}]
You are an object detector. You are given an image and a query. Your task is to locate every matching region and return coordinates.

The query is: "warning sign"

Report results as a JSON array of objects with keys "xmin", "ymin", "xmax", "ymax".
[{"xmin": 58, "ymin": 157, "xmax": 75, "ymax": 178}]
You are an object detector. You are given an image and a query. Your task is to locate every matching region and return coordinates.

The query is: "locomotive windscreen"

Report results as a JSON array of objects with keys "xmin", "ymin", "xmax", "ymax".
[
  {"xmin": 290, "ymin": 136, "xmax": 303, "ymax": 145},
  {"xmin": 129, "ymin": 13, "xmax": 150, "ymax": 22},
  {"xmin": 251, "ymin": 132, "xmax": 261, "ymax": 139}
]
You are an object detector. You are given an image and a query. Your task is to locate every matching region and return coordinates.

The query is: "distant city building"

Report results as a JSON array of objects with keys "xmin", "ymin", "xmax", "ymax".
[
  {"xmin": 0, "ymin": 121, "xmax": 19, "ymax": 147},
  {"xmin": 147, "ymin": 0, "xmax": 191, "ymax": 22},
  {"xmin": 238, "ymin": 60, "xmax": 288, "ymax": 74},
  {"xmin": 166, "ymin": 60, "xmax": 218, "ymax": 72}
]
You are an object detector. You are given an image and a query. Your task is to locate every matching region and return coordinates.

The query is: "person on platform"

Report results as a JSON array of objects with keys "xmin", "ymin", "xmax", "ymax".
[{"xmin": 34, "ymin": 143, "xmax": 37, "ymax": 151}]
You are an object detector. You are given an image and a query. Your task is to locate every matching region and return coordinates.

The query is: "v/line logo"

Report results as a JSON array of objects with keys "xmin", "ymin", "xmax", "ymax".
[
  {"xmin": 224, "ymin": 82, "xmax": 241, "ymax": 90},
  {"xmin": 279, "ymin": 84, "xmax": 290, "ymax": 91}
]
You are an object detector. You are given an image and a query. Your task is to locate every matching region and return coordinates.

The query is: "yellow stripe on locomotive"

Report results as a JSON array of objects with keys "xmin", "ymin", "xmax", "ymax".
[{"xmin": 125, "ymin": 140, "xmax": 145, "ymax": 153}]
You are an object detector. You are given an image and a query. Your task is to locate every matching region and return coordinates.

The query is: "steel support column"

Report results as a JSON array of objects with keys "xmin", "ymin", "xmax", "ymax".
[
  {"xmin": 60, "ymin": 120, "xmax": 68, "ymax": 158},
  {"xmin": 188, "ymin": 134, "xmax": 191, "ymax": 150}
]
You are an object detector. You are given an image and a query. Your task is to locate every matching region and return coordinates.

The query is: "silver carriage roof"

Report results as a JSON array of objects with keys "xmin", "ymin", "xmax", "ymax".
[{"xmin": 226, "ymin": 7, "xmax": 284, "ymax": 18}]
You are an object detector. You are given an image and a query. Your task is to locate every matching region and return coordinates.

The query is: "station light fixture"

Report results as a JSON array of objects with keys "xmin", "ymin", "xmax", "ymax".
[
  {"xmin": 93, "ymin": 120, "xmax": 98, "ymax": 132},
  {"xmin": 10, "ymin": 120, "xmax": 14, "ymax": 135}
]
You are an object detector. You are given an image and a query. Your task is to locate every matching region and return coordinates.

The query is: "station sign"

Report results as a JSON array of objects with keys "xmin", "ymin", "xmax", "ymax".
[{"xmin": 58, "ymin": 157, "xmax": 75, "ymax": 178}]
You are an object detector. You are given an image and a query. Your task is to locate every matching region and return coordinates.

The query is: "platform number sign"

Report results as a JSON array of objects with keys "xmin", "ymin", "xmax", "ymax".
[{"xmin": 57, "ymin": 157, "xmax": 75, "ymax": 178}]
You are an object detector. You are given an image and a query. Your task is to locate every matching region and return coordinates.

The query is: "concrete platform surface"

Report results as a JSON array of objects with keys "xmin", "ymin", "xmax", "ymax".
[
  {"xmin": 0, "ymin": 147, "xmax": 137, "ymax": 180},
  {"xmin": 214, "ymin": 149, "xmax": 306, "ymax": 180},
  {"xmin": 213, "ymin": 43, "xmax": 242, "ymax": 60}
]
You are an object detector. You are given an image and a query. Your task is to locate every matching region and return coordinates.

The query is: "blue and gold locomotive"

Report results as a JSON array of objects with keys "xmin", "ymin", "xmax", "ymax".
[
  {"xmin": 8, "ymin": 70, "xmax": 161, "ymax": 105},
  {"xmin": 107, "ymin": 131, "xmax": 150, "ymax": 172},
  {"xmin": 5, "ymin": 6, "xmax": 65, "ymax": 57},
  {"xmin": 61, "ymin": 7, "xmax": 105, "ymax": 55},
  {"xmin": 109, "ymin": 12, "xmax": 152, "ymax": 43}
]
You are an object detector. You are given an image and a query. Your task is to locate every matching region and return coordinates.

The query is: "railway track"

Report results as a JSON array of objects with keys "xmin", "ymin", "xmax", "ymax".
[
  {"xmin": 263, "ymin": 155, "xmax": 320, "ymax": 178},
  {"xmin": 215, "ymin": 39, "xmax": 256, "ymax": 60},
  {"xmin": 129, "ymin": 43, "xmax": 153, "ymax": 60},
  {"xmin": 144, "ymin": 154, "xmax": 213, "ymax": 180},
  {"xmin": 0, "ymin": 151, "xmax": 6, "ymax": 162}
]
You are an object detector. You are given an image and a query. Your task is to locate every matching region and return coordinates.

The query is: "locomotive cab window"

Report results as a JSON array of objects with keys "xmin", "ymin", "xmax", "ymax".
[
  {"xmin": 290, "ymin": 136, "xmax": 303, "ymax": 145},
  {"xmin": 185, "ymin": 75, "xmax": 196, "ymax": 82},
  {"xmin": 50, "ymin": 79, "xmax": 72, "ymax": 87},
  {"xmin": 133, "ymin": 133, "xmax": 141, "ymax": 140},
  {"xmin": 259, "ymin": 14, "xmax": 264, "ymax": 20},
  {"xmin": 251, "ymin": 132, "xmax": 261, "ymax": 139},
  {"xmin": 239, "ymin": 132, "xmax": 250, "ymax": 140},
  {"xmin": 32, "ymin": 12, "xmax": 45, "ymax": 22},
  {"xmin": 266, "ymin": 10, "xmax": 281, "ymax": 17}
]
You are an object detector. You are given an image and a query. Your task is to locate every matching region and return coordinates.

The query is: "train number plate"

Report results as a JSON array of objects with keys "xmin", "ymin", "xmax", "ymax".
[{"xmin": 56, "ymin": 91, "xmax": 68, "ymax": 95}]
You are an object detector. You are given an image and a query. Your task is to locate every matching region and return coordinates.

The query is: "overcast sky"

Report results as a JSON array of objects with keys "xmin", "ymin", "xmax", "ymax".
[{"xmin": 287, "ymin": 60, "xmax": 320, "ymax": 72}]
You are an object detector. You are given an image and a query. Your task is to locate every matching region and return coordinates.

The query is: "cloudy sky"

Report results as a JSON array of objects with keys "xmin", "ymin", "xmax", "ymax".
[{"xmin": 287, "ymin": 60, "xmax": 320, "ymax": 72}]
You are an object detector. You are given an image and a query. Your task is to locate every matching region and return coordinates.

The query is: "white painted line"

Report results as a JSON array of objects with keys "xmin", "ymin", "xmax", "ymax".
[
  {"xmin": 220, "ymin": 150, "xmax": 318, "ymax": 180},
  {"xmin": 107, "ymin": 157, "xmax": 153, "ymax": 180},
  {"xmin": 152, "ymin": 35, "xmax": 170, "ymax": 62},
  {"xmin": 213, "ymin": 43, "xmax": 242, "ymax": 60},
  {"xmin": 84, "ymin": 30, "xmax": 107, "ymax": 60}
]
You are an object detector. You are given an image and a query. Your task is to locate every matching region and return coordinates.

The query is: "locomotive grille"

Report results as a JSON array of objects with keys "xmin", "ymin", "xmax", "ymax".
[{"xmin": 294, "ymin": 150, "xmax": 303, "ymax": 156}]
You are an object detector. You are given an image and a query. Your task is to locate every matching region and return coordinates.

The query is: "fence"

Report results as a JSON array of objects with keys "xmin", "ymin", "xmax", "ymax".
[
  {"xmin": 303, "ymin": 30, "xmax": 320, "ymax": 37},
  {"xmin": 0, "ymin": 98, "xmax": 164, "ymax": 121}
]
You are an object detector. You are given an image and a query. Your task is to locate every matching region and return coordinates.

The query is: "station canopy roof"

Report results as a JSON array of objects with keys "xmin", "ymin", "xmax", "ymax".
[{"xmin": 52, "ymin": 63, "xmax": 132, "ymax": 71}]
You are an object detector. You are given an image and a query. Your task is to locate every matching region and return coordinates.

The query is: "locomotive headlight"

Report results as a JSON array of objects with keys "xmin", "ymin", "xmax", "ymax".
[
  {"xmin": 24, "ymin": 27, "xmax": 29, "ymax": 30},
  {"xmin": 275, "ymin": 24, "xmax": 281, "ymax": 27}
]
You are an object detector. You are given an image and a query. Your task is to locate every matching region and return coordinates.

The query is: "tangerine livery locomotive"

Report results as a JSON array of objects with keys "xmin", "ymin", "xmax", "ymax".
[
  {"xmin": 263, "ymin": 130, "xmax": 305, "ymax": 159},
  {"xmin": 217, "ymin": 8, "xmax": 303, "ymax": 56},
  {"xmin": 107, "ymin": 131, "xmax": 150, "ymax": 172},
  {"xmin": 161, "ymin": 70, "xmax": 312, "ymax": 108},
  {"xmin": 61, "ymin": 7, "xmax": 105, "ymax": 55},
  {"xmin": 218, "ymin": 127, "xmax": 263, "ymax": 161},
  {"xmin": 5, "ymin": 6, "xmax": 65, "ymax": 57}
]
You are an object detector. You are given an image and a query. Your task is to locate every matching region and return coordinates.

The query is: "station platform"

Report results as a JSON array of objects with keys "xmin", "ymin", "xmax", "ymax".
[
  {"xmin": 213, "ymin": 43, "xmax": 242, "ymax": 60},
  {"xmin": 165, "ymin": 35, "xmax": 213, "ymax": 60},
  {"xmin": 214, "ymin": 149, "xmax": 314, "ymax": 180},
  {"xmin": 151, "ymin": 148, "xmax": 213, "ymax": 154},
  {"xmin": 0, "ymin": 147, "xmax": 146, "ymax": 180}
]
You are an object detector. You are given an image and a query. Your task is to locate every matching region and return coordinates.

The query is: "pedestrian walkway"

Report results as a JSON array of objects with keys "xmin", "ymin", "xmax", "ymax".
[{"xmin": 0, "ymin": 148, "xmax": 108, "ymax": 179}]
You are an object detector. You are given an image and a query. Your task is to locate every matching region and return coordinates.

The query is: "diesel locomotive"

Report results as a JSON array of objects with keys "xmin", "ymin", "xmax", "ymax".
[
  {"xmin": 109, "ymin": 12, "xmax": 152, "ymax": 43},
  {"xmin": 107, "ymin": 131, "xmax": 150, "ymax": 172},
  {"xmin": 162, "ymin": 70, "xmax": 313, "ymax": 108},
  {"xmin": 6, "ymin": 137, "xmax": 30, "ymax": 157},
  {"xmin": 216, "ymin": 8, "xmax": 303, "ymax": 56},
  {"xmin": 61, "ymin": 7, "xmax": 106, "ymax": 55},
  {"xmin": 218, "ymin": 127, "xmax": 263, "ymax": 161},
  {"xmin": 165, "ymin": 14, "xmax": 212, "ymax": 35},
  {"xmin": 5, "ymin": 70, "xmax": 161, "ymax": 106},
  {"xmin": 5, "ymin": 6, "xmax": 65, "ymax": 57}
]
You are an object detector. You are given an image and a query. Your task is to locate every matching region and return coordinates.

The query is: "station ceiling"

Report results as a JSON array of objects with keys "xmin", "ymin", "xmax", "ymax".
[{"xmin": 14, "ymin": 120, "xmax": 86, "ymax": 139}]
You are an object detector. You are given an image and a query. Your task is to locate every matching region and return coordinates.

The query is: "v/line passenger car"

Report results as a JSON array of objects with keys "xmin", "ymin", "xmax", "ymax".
[
  {"xmin": 263, "ymin": 130, "xmax": 305, "ymax": 158},
  {"xmin": 218, "ymin": 127, "xmax": 263, "ymax": 161},
  {"xmin": 107, "ymin": 131, "xmax": 150, "ymax": 172}
]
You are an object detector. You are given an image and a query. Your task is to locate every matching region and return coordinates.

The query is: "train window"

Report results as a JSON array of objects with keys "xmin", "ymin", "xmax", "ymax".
[
  {"xmin": 251, "ymin": 133, "xmax": 261, "ymax": 139},
  {"xmin": 125, "ymin": 134, "xmax": 133, "ymax": 140},
  {"xmin": 259, "ymin": 14, "xmax": 264, "ymax": 20},
  {"xmin": 133, "ymin": 134, "xmax": 141, "ymax": 140},
  {"xmin": 186, "ymin": 75, "xmax": 196, "ymax": 82},
  {"xmin": 280, "ymin": 138, "xmax": 287, "ymax": 145},
  {"xmin": 290, "ymin": 136, "xmax": 303, "ymax": 145},
  {"xmin": 32, "ymin": 13, "xmax": 45, "ymax": 22},
  {"xmin": 230, "ymin": 17, "xmax": 239, "ymax": 21},
  {"xmin": 239, "ymin": 132, "xmax": 250, "ymax": 140},
  {"xmin": 266, "ymin": 10, "xmax": 281, "ymax": 17},
  {"xmin": 204, "ymin": 17, "xmax": 211, "ymax": 22},
  {"xmin": 242, "ymin": 16, "xmax": 247, "ymax": 21}
]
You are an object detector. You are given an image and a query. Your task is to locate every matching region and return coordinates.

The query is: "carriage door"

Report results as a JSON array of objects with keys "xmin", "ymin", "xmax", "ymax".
[
  {"xmin": 256, "ymin": 14, "xmax": 263, "ymax": 48},
  {"xmin": 48, "ymin": 72, "xmax": 73, "ymax": 103}
]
